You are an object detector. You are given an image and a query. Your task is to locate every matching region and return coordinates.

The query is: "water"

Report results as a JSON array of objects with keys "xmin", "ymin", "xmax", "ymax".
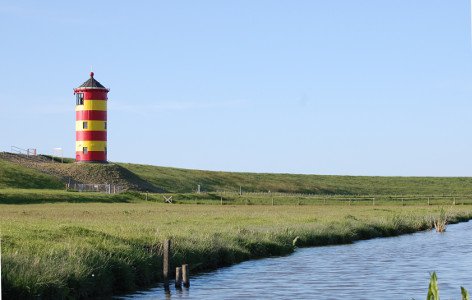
[{"xmin": 124, "ymin": 221, "xmax": 472, "ymax": 300}]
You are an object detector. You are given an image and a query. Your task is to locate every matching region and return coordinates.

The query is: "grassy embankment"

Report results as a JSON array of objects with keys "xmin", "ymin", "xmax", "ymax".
[
  {"xmin": 2, "ymin": 203, "xmax": 472, "ymax": 299},
  {"xmin": 120, "ymin": 162, "xmax": 472, "ymax": 195},
  {"xmin": 5, "ymin": 153, "xmax": 472, "ymax": 195}
]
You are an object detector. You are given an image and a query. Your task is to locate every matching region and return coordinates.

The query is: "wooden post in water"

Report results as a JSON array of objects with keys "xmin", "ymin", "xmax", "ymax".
[
  {"xmin": 182, "ymin": 264, "xmax": 190, "ymax": 288},
  {"xmin": 175, "ymin": 267, "xmax": 182, "ymax": 288},
  {"xmin": 0, "ymin": 238, "xmax": 2, "ymax": 298},
  {"xmin": 163, "ymin": 239, "xmax": 171, "ymax": 289}
]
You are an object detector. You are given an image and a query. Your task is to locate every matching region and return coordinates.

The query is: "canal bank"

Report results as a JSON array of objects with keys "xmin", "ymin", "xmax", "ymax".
[{"xmin": 124, "ymin": 220, "xmax": 472, "ymax": 299}]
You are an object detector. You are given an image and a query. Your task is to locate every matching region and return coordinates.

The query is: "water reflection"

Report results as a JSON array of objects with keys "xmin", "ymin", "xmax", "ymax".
[{"xmin": 123, "ymin": 221, "xmax": 472, "ymax": 300}]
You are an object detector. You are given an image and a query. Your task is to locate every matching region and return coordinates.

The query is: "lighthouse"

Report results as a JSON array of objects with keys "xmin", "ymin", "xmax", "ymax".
[{"xmin": 74, "ymin": 72, "xmax": 109, "ymax": 163}]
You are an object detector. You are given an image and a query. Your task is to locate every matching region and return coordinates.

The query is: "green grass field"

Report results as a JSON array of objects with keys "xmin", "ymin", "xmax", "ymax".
[{"xmin": 2, "ymin": 200, "xmax": 472, "ymax": 299}]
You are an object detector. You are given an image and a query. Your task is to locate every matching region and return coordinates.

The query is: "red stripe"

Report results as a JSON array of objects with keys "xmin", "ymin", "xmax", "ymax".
[
  {"xmin": 75, "ymin": 89, "xmax": 108, "ymax": 100},
  {"xmin": 76, "ymin": 151, "xmax": 107, "ymax": 162},
  {"xmin": 76, "ymin": 131, "xmax": 107, "ymax": 141},
  {"xmin": 76, "ymin": 110, "xmax": 107, "ymax": 121}
]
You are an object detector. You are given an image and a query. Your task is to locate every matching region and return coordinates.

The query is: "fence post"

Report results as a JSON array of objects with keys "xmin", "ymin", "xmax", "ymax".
[
  {"xmin": 428, "ymin": 197, "xmax": 430, "ymax": 206},
  {"xmin": 175, "ymin": 267, "xmax": 182, "ymax": 288},
  {"xmin": 163, "ymin": 239, "xmax": 171, "ymax": 289},
  {"xmin": 182, "ymin": 264, "xmax": 190, "ymax": 288},
  {"xmin": 372, "ymin": 197, "xmax": 375, "ymax": 206}
]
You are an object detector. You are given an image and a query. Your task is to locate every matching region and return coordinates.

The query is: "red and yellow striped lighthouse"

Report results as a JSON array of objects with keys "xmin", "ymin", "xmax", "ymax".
[{"xmin": 74, "ymin": 72, "xmax": 109, "ymax": 162}]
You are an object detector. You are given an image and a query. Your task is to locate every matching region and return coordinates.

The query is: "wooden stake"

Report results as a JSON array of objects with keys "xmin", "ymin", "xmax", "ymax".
[
  {"xmin": 175, "ymin": 267, "xmax": 182, "ymax": 288},
  {"xmin": 163, "ymin": 239, "xmax": 171, "ymax": 288},
  {"xmin": 182, "ymin": 264, "xmax": 190, "ymax": 288}
]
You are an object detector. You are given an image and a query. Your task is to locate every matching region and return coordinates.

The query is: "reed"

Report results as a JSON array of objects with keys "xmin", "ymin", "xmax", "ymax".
[
  {"xmin": 462, "ymin": 287, "xmax": 470, "ymax": 300},
  {"xmin": 426, "ymin": 272, "xmax": 469, "ymax": 300},
  {"xmin": 433, "ymin": 208, "xmax": 448, "ymax": 232},
  {"xmin": 426, "ymin": 272, "xmax": 439, "ymax": 300}
]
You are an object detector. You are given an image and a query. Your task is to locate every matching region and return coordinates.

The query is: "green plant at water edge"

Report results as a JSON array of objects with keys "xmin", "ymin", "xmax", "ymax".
[
  {"xmin": 433, "ymin": 208, "xmax": 448, "ymax": 232},
  {"xmin": 462, "ymin": 287, "xmax": 470, "ymax": 300},
  {"xmin": 425, "ymin": 272, "xmax": 470, "ymax": 300},
  {"xmin": 427, "ymin": 272, "xmax": 439, "ymax": 300}
]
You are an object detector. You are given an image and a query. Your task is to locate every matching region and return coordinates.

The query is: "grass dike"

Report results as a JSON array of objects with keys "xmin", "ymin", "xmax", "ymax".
[
  {"xmin": 1, "ymin": 202, "xmax": 471, "ymax": 299},
  {"xmin": 5, "ymin": 152, "xmax": 472, "ymax": 195}
]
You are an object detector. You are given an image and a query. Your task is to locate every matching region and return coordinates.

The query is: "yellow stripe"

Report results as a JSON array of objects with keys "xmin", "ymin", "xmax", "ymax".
[
  {"xmin": 76, "ymin": 100, "xmax": 107, "ymax": 111},
  {"xmin": 76, "ymin": 120, "xmax": 107, "ymax": 131},
  {"xmin": 75, "ymin": 141, "xmax": 107, "ymax": 152}
]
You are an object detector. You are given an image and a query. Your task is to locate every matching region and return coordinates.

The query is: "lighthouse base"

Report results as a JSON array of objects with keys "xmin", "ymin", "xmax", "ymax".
[{"xmin": 76, "ymin": 151, "xmax": 107, "ymax": 163}]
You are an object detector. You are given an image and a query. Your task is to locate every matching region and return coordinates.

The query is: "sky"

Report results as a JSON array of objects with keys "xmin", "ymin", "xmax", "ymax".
[{"xmin": 1, "ymin": 0, "xmax": 472, "ymax": 176}]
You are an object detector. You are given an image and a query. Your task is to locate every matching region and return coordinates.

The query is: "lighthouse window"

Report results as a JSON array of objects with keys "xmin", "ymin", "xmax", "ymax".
[
  {"xmin": 104, "ymin": 121, "xmax": 107, "ymax": 129},
  {"xmin": 83, "ymin": 121, "xmax": 88, "ymax": 129},
  {"xmin": 83, "ymin": 147, "xmax": 88, "ymax": 154},
  {"xmin": 76, "ymin": 93, "xmax": 84, "ymax": 105}
]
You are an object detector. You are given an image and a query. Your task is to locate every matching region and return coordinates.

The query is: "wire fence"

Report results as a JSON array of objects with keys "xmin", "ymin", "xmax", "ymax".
[
  {"xmin": 142, "ymin": 191, "xmax": 472, "ymax": 206},
  {"xmin": 66, "ymin": 183, "xmax": 124, "ymax": 194}
]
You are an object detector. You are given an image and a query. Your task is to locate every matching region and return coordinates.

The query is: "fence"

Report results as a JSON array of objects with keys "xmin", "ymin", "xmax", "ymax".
[
  {"xmin": 67, "ymin": 183, "xmax": 124, "ymax": 194},
  {"xmin": 142, "ymin": 190, "xmax": 472, "ymax": 206},
  {"xmin": 10, "ymin": 146, "xmax": 37, "ymax": 156}
]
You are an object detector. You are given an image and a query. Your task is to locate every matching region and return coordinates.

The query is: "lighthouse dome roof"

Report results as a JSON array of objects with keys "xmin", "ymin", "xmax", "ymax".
[{"xmin": 77, "ymin": 72, "xmax": 106, "ymax": 89}]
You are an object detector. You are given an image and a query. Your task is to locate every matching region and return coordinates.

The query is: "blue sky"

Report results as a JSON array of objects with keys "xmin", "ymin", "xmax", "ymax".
[{"xmin": 1, "ymin": 0, "xmax": 472, "ymax": 176}]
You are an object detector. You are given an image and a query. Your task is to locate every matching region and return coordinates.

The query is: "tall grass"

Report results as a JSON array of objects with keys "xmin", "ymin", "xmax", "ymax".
[{"xmin": 1, "ymin": 202, "xmax": 471, "ymax": 298}]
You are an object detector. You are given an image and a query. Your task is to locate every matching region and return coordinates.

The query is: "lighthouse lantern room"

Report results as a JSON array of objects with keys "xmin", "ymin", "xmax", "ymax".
[{"xmin": 74, "ymin": 72, "xmax": 109, "ymax": 163}]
